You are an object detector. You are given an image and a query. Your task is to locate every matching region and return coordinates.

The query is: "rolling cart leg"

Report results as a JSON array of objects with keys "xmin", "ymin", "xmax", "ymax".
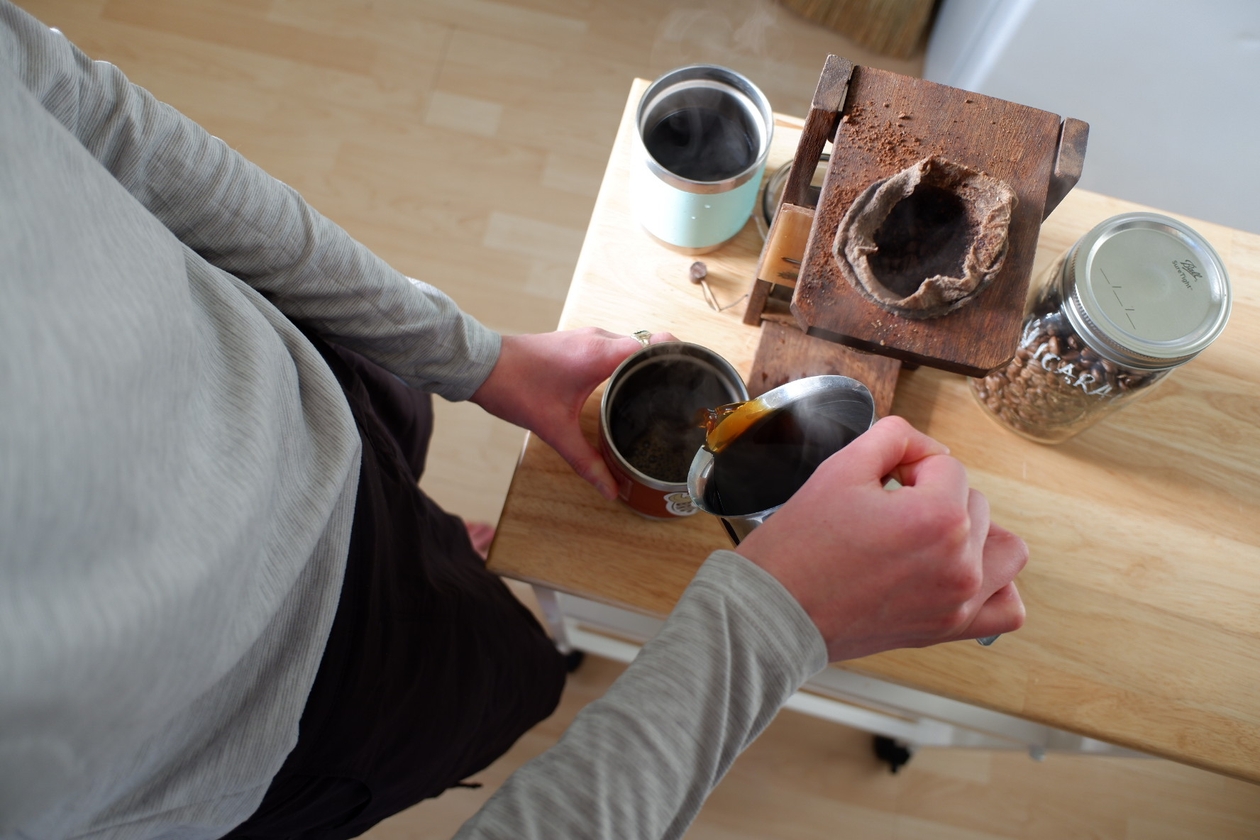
[
  {"xmin": 873, "ymin": 736, "xmax": 913, "ymax": 773},
  {"xmin": 532, "ymin": 586, "xmax": 586, "ymax": 672}
]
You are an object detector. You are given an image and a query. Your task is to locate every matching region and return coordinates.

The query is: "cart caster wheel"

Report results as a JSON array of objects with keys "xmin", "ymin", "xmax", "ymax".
[
  {"xmin": 873, "ymin": 736, "xmax": 913, "ymax": 774},
  {"xmin": 564, "ymin": 649, "xmax": 586, "ymax": 673}
]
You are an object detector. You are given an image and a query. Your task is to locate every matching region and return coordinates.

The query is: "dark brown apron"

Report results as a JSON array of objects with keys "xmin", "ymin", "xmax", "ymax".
[{"xmin": 225, "ymin": 331, "xmax": 566, "ymax": 840}]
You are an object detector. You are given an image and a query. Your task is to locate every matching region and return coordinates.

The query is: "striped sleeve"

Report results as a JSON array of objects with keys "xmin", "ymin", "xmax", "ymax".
[
  {"xmin": 455, "ymin": 550, "xmax": 828, "ymax": 840},
  {"xmin": 0, "ymin": 0, "xmax": 499, "ymax": 400}
]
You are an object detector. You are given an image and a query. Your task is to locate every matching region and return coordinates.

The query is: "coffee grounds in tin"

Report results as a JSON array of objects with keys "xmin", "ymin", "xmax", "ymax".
[
  {"xmin": 610, "ymin": 357, "xmax": 735, "ymax": 484},
  {"xmin": 624, "ymin": 420, "xmax": 701, "ymax": 484}
]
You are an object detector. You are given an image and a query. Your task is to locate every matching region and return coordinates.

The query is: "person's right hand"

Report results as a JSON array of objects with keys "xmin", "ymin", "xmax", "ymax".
[{"xmin": 734, "ymin": 415, "xmax": 1028, "ymax": 662}]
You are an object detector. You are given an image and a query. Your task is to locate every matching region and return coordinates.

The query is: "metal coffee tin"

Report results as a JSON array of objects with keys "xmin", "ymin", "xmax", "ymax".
[
  {"xmin": 599, "ymin": 342, "xmax": 748, "ymax": 520},
  {"xmin": 632, "ymin": 65, "xmax": 773, "ymax": 253},
  {"xmin": 1062, "ymin": 212, "xmax": 1232, "ymax": 369}
]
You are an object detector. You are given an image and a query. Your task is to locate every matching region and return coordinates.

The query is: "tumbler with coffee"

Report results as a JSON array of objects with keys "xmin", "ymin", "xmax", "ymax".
[{"xmin": 632, "ymin": 65, "xmax": 773, "ymax": 253}]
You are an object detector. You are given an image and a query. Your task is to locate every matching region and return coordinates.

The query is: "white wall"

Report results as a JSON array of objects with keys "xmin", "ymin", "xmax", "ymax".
[{"xmin": 925, "ymin": 0, "xmax": 1260, "ymax": 234}]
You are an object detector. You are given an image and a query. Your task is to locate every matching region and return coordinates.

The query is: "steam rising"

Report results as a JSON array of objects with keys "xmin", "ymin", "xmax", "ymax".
[
  {"xmin": 704, "ymin": 391, "xmax": 869, "ymax": 515},
  {"xmin": 644, "ymin": 98, "xmax": 757, "ymax": 182},
  {"xmin": 609, "ymin": 356, "xmax": 741, "ymax": 483},
  {"xmin": 652, "ymin": 0, "xmax": 783, "ymax": 70},
  {"xmin": 645, "ymin": 0, "xmax": 831, "ymax": 133}
]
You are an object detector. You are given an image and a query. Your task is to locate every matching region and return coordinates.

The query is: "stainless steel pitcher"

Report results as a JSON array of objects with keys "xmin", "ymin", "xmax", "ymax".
[{"xmin": 687, "ymin": 375, "xmax": 876, "ymax": 545}]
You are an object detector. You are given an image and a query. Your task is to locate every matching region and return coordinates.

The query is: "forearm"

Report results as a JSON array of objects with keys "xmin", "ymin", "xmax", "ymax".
[
  {"xmin": 2, "ymin": 0, "xmax": 497, "ymax": 398},
  {"xmin": 456, "ymin": 551, "xmax": 827, "ymax": 840}
]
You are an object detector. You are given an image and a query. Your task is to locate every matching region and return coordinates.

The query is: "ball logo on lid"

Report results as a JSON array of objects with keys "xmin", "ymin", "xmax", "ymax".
[
  {"xmin": 1074, "ymin": 213, "xmax": 1231, "ymax": 362},
  {"xmin": 1172, "ymin": 259, "xmax": 1204, "ymax": 291}
]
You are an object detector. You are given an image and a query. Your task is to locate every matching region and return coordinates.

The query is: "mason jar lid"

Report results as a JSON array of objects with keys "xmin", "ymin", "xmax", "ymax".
[{"xmin": 1062, "ymin": 212, "xmax": 1231, "ymax": 370}]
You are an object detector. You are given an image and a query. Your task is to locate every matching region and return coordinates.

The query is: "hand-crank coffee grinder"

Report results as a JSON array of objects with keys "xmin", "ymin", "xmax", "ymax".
[
  {"xmin": 743, "ymin": 56, "xmax": 1089, "ymax": 413},
  {"xmin": 691, "ymin": 58, "xmax": 1087, "ymax": 649}
]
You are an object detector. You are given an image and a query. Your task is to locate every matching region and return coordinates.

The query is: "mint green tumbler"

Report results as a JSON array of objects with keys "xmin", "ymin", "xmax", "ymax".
[{"xmin": 633, "ymin": 65, "xmax": 773, "ymax": 254}]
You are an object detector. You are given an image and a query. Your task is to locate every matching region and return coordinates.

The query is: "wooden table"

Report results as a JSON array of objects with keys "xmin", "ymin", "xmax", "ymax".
[{"xmin": 488, "ymin": 80, "xmax": 1260, "ymax": 785}]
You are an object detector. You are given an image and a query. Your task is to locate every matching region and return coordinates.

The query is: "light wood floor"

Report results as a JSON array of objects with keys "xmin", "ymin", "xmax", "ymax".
[{"xmin": 17, "ymin": 0, "xmax": 1259, "ymax": 837}]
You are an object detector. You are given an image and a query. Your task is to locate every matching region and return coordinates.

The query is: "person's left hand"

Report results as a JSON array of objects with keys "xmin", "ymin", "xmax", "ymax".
[{"xmin": 470, "ymin": 327, "xmax": 674, "ymax": 500}]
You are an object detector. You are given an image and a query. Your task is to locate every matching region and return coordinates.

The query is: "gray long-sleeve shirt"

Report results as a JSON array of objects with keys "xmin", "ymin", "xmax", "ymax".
[{"xmin": 0, "ymin": 3, "xmax": 826, "ymax": 837}]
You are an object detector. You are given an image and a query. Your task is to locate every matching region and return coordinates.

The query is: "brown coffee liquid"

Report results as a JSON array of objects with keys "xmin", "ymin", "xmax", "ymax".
[
  {"xmin": 698, "ymin": 398, "xmax": 769, "ymax": 453},
  {"xmin": 701, "ymin": 394, "xmax": 861, "ymax": 516}
]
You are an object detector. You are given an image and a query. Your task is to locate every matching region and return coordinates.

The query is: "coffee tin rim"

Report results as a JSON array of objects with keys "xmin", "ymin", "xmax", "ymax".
[
  {"xmin": 636, "ymin": 64, "xmax": 773, "ymax": 194},
  {"xmin": 1062, "ymin": 212, "xmax": 1231, "ymax": 369}
]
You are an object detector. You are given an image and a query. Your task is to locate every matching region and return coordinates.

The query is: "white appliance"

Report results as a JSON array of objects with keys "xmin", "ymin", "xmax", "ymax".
[{"xmin": 924, "ymin": 0, "xmax": 1260, "ymax": 235}]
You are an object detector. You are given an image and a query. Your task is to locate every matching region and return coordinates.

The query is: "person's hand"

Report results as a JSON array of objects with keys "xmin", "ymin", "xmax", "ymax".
[
  {"xmin": 735, "ymin": 415, "xmax": 1028, "ymax": 661},
  {"xmin": 470, "ymin": 327, "xmax": 674, "ymax": 501}
]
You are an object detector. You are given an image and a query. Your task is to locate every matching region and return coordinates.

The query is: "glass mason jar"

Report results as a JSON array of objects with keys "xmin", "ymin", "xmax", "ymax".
[{"xmin": 971, "ymin": 213, "xmax": 1232, "ymax": 444}]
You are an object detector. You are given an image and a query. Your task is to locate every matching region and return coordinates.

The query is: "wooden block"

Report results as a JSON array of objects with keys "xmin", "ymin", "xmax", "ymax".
[
  {"xmin": 742, "ymin": 277, "xmax": 776, "ymax": 326},
  {"xmin": 755, "ymin": 203, "xmax": 814, "ymax": 290},
  {"xmin": 1044, "ymin": 117, "xmax": 1090, "ymax": 220},
  {"xmin": 792, "ymin": 64, "xmax": 1073, "ymax": 376},
  {"xmin": 748, "ymin": 321, "xmax": 901, "ymax": 418},
  {"xmin": 782, "ymin": 56, "xmax": 853, "ymax": 209}
]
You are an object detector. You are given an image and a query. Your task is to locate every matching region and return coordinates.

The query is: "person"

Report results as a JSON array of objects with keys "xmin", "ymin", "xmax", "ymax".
[{"xmin": 0, "ymin": 2, "xmax": 1028, "ymax": 838}]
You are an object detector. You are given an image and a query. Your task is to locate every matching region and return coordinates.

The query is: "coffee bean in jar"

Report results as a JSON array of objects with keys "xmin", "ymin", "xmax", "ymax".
[{"xmin": 971, "ymin": 213, "xmax": 1231, "ymax": 443}]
